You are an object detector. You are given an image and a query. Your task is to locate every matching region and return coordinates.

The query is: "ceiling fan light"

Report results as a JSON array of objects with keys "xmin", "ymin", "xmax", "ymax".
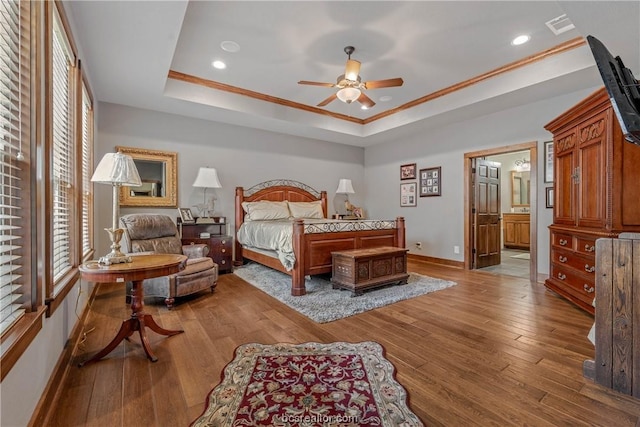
[
  {"xmin": 344, "ymin": 59, "xmax": 361, "ymax": 81},
  {"xmin": 336, "ymin": 87, "xmax": 361, "ymax": 103}
]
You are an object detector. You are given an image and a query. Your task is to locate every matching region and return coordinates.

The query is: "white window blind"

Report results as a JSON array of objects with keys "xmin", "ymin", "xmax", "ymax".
[
  {"xmin": 81, "ymin": 83, "xmax": 92, "ymax": 258},
  {"xmin": 51, "ymin": 9, "xmax": 75, "ymax": 283},
  {"xmin": 0, "ymin": 0, "xmax": 29, "ymax": 335}
]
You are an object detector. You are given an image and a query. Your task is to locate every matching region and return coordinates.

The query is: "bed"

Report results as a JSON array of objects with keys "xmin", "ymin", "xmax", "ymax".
[{"xmin": 234, "ymin": 179, "xmax": 406, "ymax": 296}]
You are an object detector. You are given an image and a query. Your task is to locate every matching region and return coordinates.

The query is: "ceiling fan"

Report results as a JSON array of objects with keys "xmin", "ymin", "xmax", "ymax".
[{"xmin": 298, "ymin": 46, "xmax": 404, "ymax": 109}]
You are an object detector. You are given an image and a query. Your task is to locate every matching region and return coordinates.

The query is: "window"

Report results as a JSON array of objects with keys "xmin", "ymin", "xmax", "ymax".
[
  {"xmin": 0, "ymin": 0, "xmax": 34, "ymax": 335},
  {"xmin": 46, "ymin": 1, "xmax": 81, "ymax": 308},
  {"xmin": 80, "ymin": 82, "xmax": 93, "ymax": 260}
]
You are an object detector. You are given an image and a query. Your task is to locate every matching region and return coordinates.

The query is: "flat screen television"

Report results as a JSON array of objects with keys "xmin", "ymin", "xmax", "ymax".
[{"xmin": 587, "ymin": 35, "xmax": 640, "ymax": 145}]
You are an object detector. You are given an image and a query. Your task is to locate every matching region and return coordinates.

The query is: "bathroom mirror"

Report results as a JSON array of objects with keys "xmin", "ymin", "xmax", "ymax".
[
  {"xmin": 116, "ymin": 146, "xmax": 178, "ymax": 207},
  {"xmin": 511, "ymin": 170, "xmax": 530, "ymax": 207}
]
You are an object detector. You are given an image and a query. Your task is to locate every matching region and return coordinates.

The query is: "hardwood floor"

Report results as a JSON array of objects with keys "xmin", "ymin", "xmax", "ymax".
[{"xmin": 44, "ymin": 260, "xmax": 640, "ymax": 426}]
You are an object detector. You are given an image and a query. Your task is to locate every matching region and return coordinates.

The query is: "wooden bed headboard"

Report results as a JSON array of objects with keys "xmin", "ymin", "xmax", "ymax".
[{"xmin": 235, "ymin": 179, "xmax": 328, "ymax": 230}]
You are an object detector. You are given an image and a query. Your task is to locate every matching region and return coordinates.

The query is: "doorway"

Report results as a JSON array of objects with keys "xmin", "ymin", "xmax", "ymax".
[{"xmin": 463, "ymin": 141, "xmax": 538, "ymax": 282}]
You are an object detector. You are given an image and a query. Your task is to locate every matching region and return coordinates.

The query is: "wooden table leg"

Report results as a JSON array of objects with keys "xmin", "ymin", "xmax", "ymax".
[{"xmin": 79, "ymin": 279, "xmax": 183, "ymax": 366}]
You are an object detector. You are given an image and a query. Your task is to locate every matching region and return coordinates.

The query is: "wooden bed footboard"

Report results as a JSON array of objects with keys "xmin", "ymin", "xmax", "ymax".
[{"xmin": 235, "ymin": 180, "xmax": 406, "ymax": 296}]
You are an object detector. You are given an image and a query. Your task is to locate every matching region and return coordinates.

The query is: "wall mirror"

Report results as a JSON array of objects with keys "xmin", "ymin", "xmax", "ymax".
[
  {"xmin": 511, "ymin": 170, "xmax": 530, "ymax": 207},
  {"xmin": 116, "ymin": 146, "xmax": 178, "ymax": 207}
]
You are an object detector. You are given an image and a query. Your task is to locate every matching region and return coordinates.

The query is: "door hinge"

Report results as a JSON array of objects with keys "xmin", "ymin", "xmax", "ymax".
[
  {"xmin": 472, "ymin": 248, "xmax": 476, "ymax": 254},
  {"xmin": 472, "ymin": 208, "xmax": 476, "ymax": 214}
]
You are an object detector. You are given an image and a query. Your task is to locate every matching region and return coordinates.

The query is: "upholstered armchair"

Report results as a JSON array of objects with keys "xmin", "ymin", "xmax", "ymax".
[{"xmin": 120, "ymin": 213, "xmax": 218, "ymax": 309}]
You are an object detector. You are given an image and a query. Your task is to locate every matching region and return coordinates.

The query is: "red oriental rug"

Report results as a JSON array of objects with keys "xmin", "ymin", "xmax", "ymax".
[{"xmin": 190, "ymin": 341, "xmax": 423, "ymax": 426}]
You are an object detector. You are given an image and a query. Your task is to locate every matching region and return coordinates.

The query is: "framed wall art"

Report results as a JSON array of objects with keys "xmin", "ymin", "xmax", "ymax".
[
  {"xmin": 546, "ymin": 187, "xmax": 554, "ymax": 208},
  {"xmin": 178, "ymin": 207, "xmax": 195, "ymax": 223},
  {"xmin": 419, "ymin": 166, "xmax": 441, "ymax": 197},
  {"xmin": 400, "ymin": 163, "xmax": 416, "ymax": 180},
  {"xmin": 400, "ymin": 182, "xmax": 417, "ymax": 207},
  {"xmin": 544, "ymin": 141, "xmax": 554, "ymax": 183}
]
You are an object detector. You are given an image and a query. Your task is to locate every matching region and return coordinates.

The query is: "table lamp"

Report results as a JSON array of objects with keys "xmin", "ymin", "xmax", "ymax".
[
  {"xmin": 91, "ymin": 152, "xmax": 142, "ymax": 265},
  {"xmin": 336, "ymin": 178, "xmax": 355, "ymax": 215},
  {"xmin": 193, "ymin": 167, "xmax": 222, "ymax": 224}
]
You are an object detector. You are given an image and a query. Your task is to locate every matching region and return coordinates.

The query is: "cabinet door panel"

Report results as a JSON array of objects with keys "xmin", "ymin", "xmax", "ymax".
[
  {"xmin": 577, "ymin": 112, "xmax": 607, "ymax": 228},
  {"xmin": 554, "ymin": 131, "xmax": 577, "ymax": 225}
]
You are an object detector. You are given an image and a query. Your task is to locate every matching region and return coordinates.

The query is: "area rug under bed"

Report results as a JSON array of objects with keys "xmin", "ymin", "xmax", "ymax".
[
  {"xmin": 190, "ymin": 341, "xmax": 424, "ymax": 427},
  {"xmin": 234, "ymin": 262, "xmax": 457, "ymax": 323}
]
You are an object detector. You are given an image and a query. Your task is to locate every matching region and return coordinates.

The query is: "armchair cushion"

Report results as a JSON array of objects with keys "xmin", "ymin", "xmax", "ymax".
[{"xmin": 183, "ymin": 243, "xmax": 209, "ymax": 258}]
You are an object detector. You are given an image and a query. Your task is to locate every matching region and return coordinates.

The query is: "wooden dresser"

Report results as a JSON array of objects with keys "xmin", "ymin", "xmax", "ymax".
[
  {"xmin": 544, "ymin": 88, "xmax": 640, "ymax": 314},
  {"xmin": 502, "ymin": 213, "xmax": 530, "ymax": 250}
]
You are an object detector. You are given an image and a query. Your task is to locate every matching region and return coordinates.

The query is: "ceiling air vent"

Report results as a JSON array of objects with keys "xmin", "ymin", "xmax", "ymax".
[{"xmin": 545, "ymin": 14, "xmax": 575, "ymax": 35}]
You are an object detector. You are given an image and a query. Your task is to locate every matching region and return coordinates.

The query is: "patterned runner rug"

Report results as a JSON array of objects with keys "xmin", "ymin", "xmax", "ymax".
[
  {"xmin": 234, "ymin": 262, "xmax": 456, "ymax": 323},
  {"xmin": 190, "ymin": 341, "xmax": 424, "ymax": 427}
]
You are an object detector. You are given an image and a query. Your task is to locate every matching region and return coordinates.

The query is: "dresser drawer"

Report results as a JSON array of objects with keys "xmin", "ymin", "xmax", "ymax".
[
  {"xmin": 576, "ymin": 236, "xmax": 597, "ymax": 256},
  {"xmin": 552, "ymin": 248, "xmax": 596, "ymax": 276},
  {"xmin": 550, "ymin": 264, "xmax": 596, "ymax": 298},
  {"xmin": 551, "ymin": 231, "xmax": 573, "ymax": 249}
]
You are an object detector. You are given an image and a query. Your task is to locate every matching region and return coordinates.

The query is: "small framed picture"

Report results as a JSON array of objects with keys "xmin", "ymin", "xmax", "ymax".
[
  {"xmin": 400, "ymin": 182, "xmax": 417, "ymax": 207},
  {"xmin": 546, "ymin": 187, "xmax": 554, "ymax": 209},
  {"xmin": 178, "ymin": 207, "xmax": 195, "ymax": 223},
  {"xmin": 419, "ymin": 167, "xmax": 442, "ymax": 197},
  {"xmin": 400, "ymin": 163, "xmax": 417, "ymax": 180},
  {"xmin": 544, "ymin": 141, "xmax": 554, "ymax": 183}
]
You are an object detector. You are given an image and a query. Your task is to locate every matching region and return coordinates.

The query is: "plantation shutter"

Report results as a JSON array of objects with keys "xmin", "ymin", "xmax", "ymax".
[
  {"xmin": 0, "ymin": 0, "xmax": 29, "ymax": 334},
  {"xmin": 51, "ymin": 9, "xmax": 75, "ymax": 282},
  {"xmin": 80, "ymin": 84, "xmax": 92, "ymax": 258}
]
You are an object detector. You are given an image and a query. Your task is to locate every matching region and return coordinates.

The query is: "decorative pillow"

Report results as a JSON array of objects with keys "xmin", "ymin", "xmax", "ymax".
[
  {"xmin": 288, "ymin": 201, "xmax": 324, "ymax": 219},
  {"xmin": 242, "ymin": 200, "xmax": 290, "ymax": 221}
]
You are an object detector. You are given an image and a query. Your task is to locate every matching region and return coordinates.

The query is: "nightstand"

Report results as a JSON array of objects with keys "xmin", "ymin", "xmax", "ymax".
[{"xmin": 178, "ymin": 219, "xmax": 233, "ymax": 273}]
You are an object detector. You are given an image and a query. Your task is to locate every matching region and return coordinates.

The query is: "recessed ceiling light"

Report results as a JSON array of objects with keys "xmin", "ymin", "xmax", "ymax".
[
  {"xmin": 511, "ymin": 35, "xmax": 530, "ymax": 46},
  {"xmin": 212, "ymin": 60, "xmax": 226, "ymax": 70},
  {"xmin": 220, "ymin": 40, "xmax": 240, "ymax": 53},
  {"xmin": 379, "ymin": 95, "xmax": 392, "ymax": 102},
  {"xmin": 361, "ymin": 105, "xmax": 369, "ymax": 110}
]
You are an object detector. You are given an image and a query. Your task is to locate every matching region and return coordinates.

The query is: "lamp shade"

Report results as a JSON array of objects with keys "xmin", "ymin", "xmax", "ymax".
[
  {"xmin": 192, "ymin": 167, "xmax": 222, "ymax": 188},
  {"xmin": 344, "ymin": 59, "xmax": 361, "ymax": 81},
  {"xmin": 336, "ymin": 178, "xmax": 355, "ymax": 194},
  {"xmin": 336, "ymin": 87, "xmax": 361, "ymax": 104},
  {"xmin": 91, "ymin": 152, "xmax": 141, "ymax": 186}
]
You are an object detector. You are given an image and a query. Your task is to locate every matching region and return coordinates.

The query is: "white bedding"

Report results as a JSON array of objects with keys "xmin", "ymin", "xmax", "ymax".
[
  {"xmin": 237, "ymin": 219, "xmax": 296, "ymax": 270},
  {"xmin": 237, "ymin": 218, "xmax": 399, "ymax": 271}
]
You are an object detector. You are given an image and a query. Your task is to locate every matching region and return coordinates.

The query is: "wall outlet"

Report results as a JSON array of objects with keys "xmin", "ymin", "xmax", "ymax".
[
  {"xmin": 415, "ymin": 242, "xmax": 422, "ymax": 249},
  {"xmin": 454, "ymin": 245, "xmax": 460, "ymax": 254}
]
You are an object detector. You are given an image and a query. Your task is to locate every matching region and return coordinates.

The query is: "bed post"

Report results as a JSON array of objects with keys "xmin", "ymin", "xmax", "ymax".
[
  {"xmin": 320, "ymin": 191, "xmax": 328, "ymax": 217},
  {"xmin": 291, "ymin": 219, "xmax": 306, "ymax": 296},
  {"xmin": 396, "ymin": 217, "xmax": 406, "ymax": 248},
  {"xmin": 234, "ymin": 187, "xmax": 244, "ymax": 266}
]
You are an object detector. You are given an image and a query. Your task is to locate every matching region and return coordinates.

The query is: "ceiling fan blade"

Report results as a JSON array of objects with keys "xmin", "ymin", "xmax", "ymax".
[
  {"xmin": 363, "ymin": 78, "xmax": 404, "ymax": 89},
  {"xmin": 298, "ymin": 80, "xmax": 336, "ymax": 87},
  {"xmin": 357, "ymin": 92, "xmax": 375, "ymax": 109},
  {"xmin": 317, "ymin": 93, "xmax": 337, "ymax": 107}
]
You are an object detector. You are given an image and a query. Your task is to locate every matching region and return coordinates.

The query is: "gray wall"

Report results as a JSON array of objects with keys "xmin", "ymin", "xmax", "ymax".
[
  {"xmin": 95, "ymin": 103, "xmax": 366, "ymax": 257},
  {"xmin": 364, "ymin": 86, "xmax": 598, "ymax": 272}
]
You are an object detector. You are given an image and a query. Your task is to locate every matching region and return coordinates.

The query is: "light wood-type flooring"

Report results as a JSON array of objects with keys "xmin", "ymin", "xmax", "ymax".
[{"xmin": 43, "ymin": 260, "xmax": 640, "ymax": 426}]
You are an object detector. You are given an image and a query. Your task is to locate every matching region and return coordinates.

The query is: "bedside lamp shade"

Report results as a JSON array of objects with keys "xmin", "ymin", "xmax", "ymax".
[
  {"xmin": 336, "ymin": 178, "xmax": 355, "ymax": 195},
  {"xmin": 193, "ymin": 167, "xmax": 222, "ymax": 221},
  {"xmin": 192, "ymin": 167, "xmax": 222, "ymax": 189}
]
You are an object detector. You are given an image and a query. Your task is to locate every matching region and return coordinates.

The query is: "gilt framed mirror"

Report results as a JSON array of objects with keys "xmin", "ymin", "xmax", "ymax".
[{"xmin": 116, "ymin": 146, "xmax": 178, "ymax": 207}]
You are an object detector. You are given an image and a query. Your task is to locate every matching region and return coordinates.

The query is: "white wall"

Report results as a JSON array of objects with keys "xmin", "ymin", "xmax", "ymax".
[
  {"xmin": 95, "ymin": 103, "xmax": 366, "ymax": 256},
  {"xmin": 364, "ymin": 87, "xmax": 599, "ymax": 273}
]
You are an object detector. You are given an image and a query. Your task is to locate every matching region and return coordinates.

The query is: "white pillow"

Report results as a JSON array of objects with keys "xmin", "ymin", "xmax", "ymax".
[
  {"xmin": 288, "ymin": 201, "xmax": 324, "ymax": 219},
  {"xmin": 242, "ymin": 200, "xmax": 290, "ymax": 221}
]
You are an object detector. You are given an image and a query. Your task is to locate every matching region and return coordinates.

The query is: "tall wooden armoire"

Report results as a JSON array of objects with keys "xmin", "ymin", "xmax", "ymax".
[{"xmin": 544, "ymin": 88, "xmax": 640, "ymax": 314}]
